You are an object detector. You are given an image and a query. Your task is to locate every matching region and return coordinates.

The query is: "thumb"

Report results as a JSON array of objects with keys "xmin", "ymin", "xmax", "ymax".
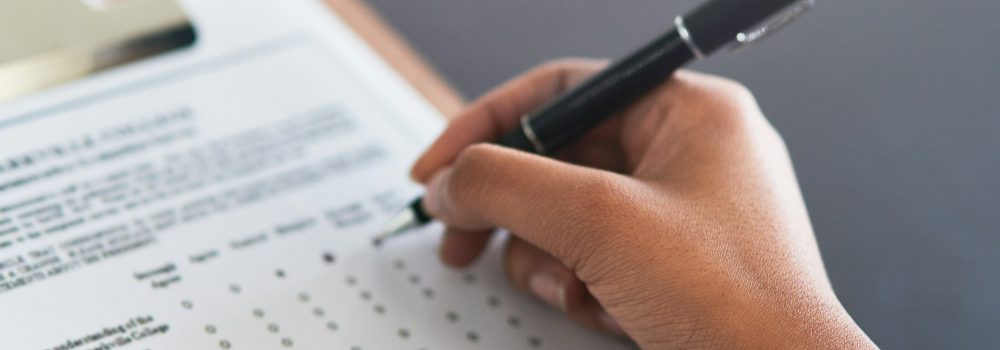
[{"xmin": 422, "ymin": 143, "xmax": 639, "ymax": 265}]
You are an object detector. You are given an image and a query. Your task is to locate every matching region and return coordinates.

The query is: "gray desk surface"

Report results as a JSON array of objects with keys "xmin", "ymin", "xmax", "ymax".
[{"xmin": 367, "ymin": 1, "xmax": 1000, "ymax": 348}]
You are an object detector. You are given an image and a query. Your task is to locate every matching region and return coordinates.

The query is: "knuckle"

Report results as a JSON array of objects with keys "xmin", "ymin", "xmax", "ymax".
[
  {"xmin": 536, "ymin": 59, "xmax": 572, "ymax": 73},
  {"xmin": 708, "ymin": 76, "xmax": 755, "ymax": 104},
  {"xmin": 671, "ymin": 73, "xmax": 762, "ymax": 132},
  {"xmin": 531, "ymin": 58, "xmax": 607, "ymax": 90},
  {"xmin": 526, "ymin": 60, "xmax": 575, "ymax": 84},
  {"xmin": 761, "ymin": 120, "xmax": 791, "ymax": 157},
  {"xmin": 674, "ymin": 71, "xmax": 754, "ymax": 102},
  {"xmin": 700, "ymin": 79, "xmax": 757, "ymax": 113},
  {"xmin": 577, "ymin": 176, "xmax": 632, "ymax": 215},
  {"xmin": 534, "ymin": 58, "xmax": 586, "ymax": 75}
]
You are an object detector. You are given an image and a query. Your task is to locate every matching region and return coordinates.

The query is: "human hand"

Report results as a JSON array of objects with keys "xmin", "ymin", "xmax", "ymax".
[{"xmin": 411, "ymin": 59, "xmax": 875, "ymax": 349}]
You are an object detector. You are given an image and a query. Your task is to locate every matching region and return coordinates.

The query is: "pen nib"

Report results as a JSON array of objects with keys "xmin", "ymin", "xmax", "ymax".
[{"xmin": 371, "ymin": 208, "xmax": 419, "ymax": 248}]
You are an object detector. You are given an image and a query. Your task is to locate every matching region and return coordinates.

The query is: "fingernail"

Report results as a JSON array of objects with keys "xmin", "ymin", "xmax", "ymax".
[
  {"xmin": 422, "ymin": 170, "xmax": 448, "ymax": 216},
  {"xmin": 598, "ymin": 311, "xmax": 626, "ymax": 336},
  {"xmin": 528, "ymin": 272, "xmax": 566, "ymax": 311}
]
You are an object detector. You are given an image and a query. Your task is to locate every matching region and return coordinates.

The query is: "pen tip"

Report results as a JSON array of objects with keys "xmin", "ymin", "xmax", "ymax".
[{"xmin": 372, "ymin": 207, "xmax": 419, "ymax": 248}]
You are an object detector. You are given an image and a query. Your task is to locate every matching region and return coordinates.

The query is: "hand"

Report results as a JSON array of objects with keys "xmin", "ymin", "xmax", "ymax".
[{"xmin": 411, "ymin": 59, "xmax": 875, "ymax": 349}]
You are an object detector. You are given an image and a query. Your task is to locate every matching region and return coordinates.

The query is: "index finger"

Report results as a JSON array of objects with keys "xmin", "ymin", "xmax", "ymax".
[{"xmin": 410, "ymin": 58, "xmax": 608, "ymax": 183}]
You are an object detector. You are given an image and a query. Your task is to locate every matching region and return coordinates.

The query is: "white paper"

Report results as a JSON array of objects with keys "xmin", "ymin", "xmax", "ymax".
[{"xmin": 0, "ymin": 1, "xmax": 630, "ymax": 349}]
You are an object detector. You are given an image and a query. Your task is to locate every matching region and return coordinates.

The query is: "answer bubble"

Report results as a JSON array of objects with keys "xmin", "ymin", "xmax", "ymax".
[
  {"xmin": 268, "ymin": 323, "xmax": 280, "ymax": 333},
  {"xmin": 486, "ymin": 295, "xmax": 501, "ymax": 308},
  {"xmin": 219, "ymin": 340, "xmax": 231, "ymax": 349},
  {"xmin": 205, "ymin": 325, "xmax": 217, "ymax": 334},
  {"xmin": 528, "ymin": 335, "xmax": 543, "ymax": 347},
  {"xmin": 281, "ymin": 337, "xmax": 293, "ymax": 347}
]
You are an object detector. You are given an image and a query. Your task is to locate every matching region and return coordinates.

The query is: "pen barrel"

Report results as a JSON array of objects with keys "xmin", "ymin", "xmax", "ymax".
[
  {"xmin": 498, "ymin": 30, "xmax": 693, "ymax": 155},
  {"xmin": 683, "ymin": 0, "xmax": 800, "ymax": 54}
]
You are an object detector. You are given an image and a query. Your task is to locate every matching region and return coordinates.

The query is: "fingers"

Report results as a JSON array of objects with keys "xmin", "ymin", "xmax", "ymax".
[
  {"xmin": 411, "ymin": 58, "xmax": 608, "ymax": 183},
  {"xmin": 438, "ymin": 227, "xmax": 492, "ymax": 268},
  {"xmin": 504, "ymin": 237, "xmax": 585, "ymax": 312},
  {"xmin": 504, "ymin": 237, "xmax": 627, "ymax": 337},
  {"xmin": 421, "ymin": 143, "xmax": 642, "ymax": 264}
]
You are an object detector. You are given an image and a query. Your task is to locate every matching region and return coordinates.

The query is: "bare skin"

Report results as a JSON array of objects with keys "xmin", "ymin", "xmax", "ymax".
[{"xmin": 410, "ymin": 59, "xmax": 877, "ymax": 349}]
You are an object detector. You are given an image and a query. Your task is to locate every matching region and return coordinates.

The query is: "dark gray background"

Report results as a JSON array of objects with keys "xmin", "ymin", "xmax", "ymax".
[{"xmin": 366, "ymin": 1, "xmax": 1000, "ymax": 348}]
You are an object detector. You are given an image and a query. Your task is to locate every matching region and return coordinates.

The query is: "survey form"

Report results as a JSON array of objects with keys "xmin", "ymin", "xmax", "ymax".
[{"xmin": 0, "ymin": 0, "xmax": 631, "ymax": 349}]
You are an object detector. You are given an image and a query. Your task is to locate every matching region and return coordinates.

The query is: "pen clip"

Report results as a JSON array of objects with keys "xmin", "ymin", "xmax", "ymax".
[{"xmin": 729, "ymin": 0, "xmax": 815, "ymax": 51}]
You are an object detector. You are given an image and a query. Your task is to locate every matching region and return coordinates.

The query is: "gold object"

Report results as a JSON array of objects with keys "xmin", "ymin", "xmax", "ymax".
[{"xmin": 0, "ymin": 0, "xmax": 196, "ymax": 101}]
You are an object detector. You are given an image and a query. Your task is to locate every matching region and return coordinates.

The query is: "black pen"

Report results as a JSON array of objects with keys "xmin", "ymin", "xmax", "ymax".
[{"xmin": 374, "ymin": 0, "xmax": 815, "ymax": 246}]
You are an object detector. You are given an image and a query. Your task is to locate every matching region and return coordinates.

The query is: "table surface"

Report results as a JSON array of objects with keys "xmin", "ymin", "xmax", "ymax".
[{"xmin": 367, "ymin": 1, "xmax": 1000, "ymax": 348}]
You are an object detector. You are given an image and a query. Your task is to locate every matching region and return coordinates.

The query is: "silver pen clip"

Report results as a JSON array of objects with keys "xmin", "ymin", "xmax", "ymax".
[{"xmin": 731, "ymin": 0, "xmax": 815, "ymax": 50}]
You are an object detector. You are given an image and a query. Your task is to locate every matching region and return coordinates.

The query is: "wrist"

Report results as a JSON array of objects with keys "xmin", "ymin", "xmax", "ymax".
[{"xmin": 716, "ymin": 292, "xmax": 876, "ymax": 349}]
